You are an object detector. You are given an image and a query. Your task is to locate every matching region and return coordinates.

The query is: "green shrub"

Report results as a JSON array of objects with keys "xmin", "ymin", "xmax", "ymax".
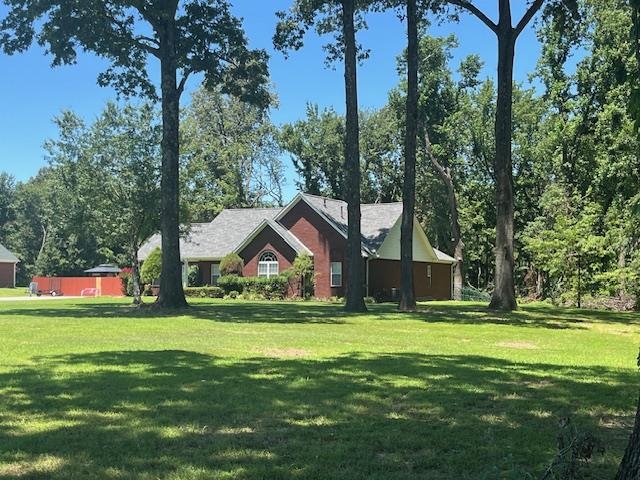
[
  {"xmin": 220, "ymin": 253, "xmax": 244, "ymax": 276},
  {"xmin": 287, "ymin": 253, "xmax": 315, "ymax": 298},
  {"xmin": 218, "ymin": 274, "xmax": 244, "ymax": 294},
  {"xmin": 183, "ymin": 286, "xmax": 224, "ymax": 298},
  {"xmin": 225, "ymin": 290, "xmax": 240, "ymax": 299},
  {"xmin": 188, "ymin": 265, "xmax": 201, "ymax": 287},
  {"xmin": 218, "ymin": 274, "xmax": 289, "ymax": 299},
  {"xmin": 120, "ymin": 272, "xmax": 133, "ymax": 296},
  {"xmin": 140, "ymin": 247, "xmax": 162, "ymax": 284}
]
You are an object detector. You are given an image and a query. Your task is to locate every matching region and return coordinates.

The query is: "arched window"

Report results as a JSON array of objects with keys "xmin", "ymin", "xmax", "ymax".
[{"xmin": 258, "ymin": 251, "xmax": 279, "ymax": 278}]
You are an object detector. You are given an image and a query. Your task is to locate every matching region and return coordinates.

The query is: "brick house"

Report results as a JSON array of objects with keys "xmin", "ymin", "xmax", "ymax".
[
  {"xmin": 0, "ymin": 243, "xmax": 19, "ymax": 288},
  {"xmin": 138, "ymin": 193, "xmax": 455, "ymax": 300}
]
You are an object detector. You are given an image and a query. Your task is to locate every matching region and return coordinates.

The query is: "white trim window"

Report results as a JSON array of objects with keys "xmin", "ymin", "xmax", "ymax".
[
  {"xmin": 330, "ymin": 261, "xmax": 342, "ymax": 287},
  {"xmin": 258, "ymin": 251, "xmax": 279, "ymax": 278},
  {"xmin": 211, "ymin": 264, "xmax": 220, "ymax": 285}
]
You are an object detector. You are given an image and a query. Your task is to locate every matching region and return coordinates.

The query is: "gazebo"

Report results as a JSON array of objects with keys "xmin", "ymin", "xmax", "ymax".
[{"xmin": 84, "ymin": 264, "xmax": 122, "ymax": 277}]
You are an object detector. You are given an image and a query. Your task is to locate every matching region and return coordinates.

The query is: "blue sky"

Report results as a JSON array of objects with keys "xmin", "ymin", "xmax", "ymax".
[{"xmin": 0, "ymin": 1, "xmax": 541, "ymax": 200}]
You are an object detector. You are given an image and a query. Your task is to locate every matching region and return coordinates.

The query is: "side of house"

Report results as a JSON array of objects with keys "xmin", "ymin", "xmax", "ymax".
[
  {"xmin": 137, "ymin": 193, "xmax": 456, "ymax": 300},
  {"xmin": 0, "ymin": 243, "xmax": 19, "ymax": 288}
]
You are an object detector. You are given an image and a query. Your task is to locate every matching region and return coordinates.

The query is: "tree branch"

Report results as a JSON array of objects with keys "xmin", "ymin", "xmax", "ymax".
[
  {"xmin": 177, "ymin": 69, "xmax": 193, "ymax": 97},
  {"xmin": 447, "ymin": 0, "xmax": 498, "ymax": 34},
  {"xmin": 135, "ymin": 35, "xmax": 160, "ymax": 55},
  {"xmin": 514, "ymin": 0, "xmax": 545, "ymax": 38}
]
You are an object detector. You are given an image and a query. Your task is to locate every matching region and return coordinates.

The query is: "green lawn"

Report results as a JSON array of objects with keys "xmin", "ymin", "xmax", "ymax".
[
  {"xmin": 0, "ymin": 287, "xmax": 25, "ymax": 297},
  {"xmin": 0, "ymin": 298, "xmax": 638, "ymax": 479}
]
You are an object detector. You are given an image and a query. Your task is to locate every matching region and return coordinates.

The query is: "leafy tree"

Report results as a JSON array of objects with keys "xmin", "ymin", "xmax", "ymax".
[
  {"xmin": 0, "ymin": 173, "xmax": 15, "ymax": 244},
  {"xmin": 440, "ymin": 0, "xmax": 578, "ymax": 311},
  {"xmin": 219, "ymin": 252, "xmax": 244, "ymax": 276},
  {"xmin": 279, "ymin": 104, "xmax": 346, "ymax": 198},
  {"xmin": 87, "ymin": 102, "xmax": 162, "ymax": 305},
  {"xmin": 3, "ymin": 170, "xmax": 53, "ymax": 285},
  {"xmin": 1, "ymin": 0, "xmax": 269, "ymax": 308},
  {"xmin": 275, "ymin": 0, "xmax": 369, "ymax": 312},
  {"xmin": 140, "ymin": 247, "xmax": 162, "ymax": 285},
  {"xmin": 182, "ymin": 86, "xmax": 284, "ymax": 222}
]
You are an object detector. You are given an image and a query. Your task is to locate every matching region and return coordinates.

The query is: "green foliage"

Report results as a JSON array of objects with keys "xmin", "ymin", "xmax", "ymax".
[
  {"xmin": 140, "ymin": 248, "xmax": 162, "ymax": 285},
  {"xmin": 0, "ymin": 1, "xmax": 269, "ymax": 105},
  {"xmin": 181, "ymin": 86, "xmax": 284, "ymax": 222},
  {"xmin": 0, "ymin": 103, "xmax": 161, "ymax": 285},
  {"xmin": 187, "ymin": 265, "xmax": 201, "ymax": 287},
  {"xmin": 279, "ymin": 104, "xmax": 346, "ymax": 198},
  {"xmin": 183, "ymin": 286, "xmax": 225, "ymax": 298},
  {"xmin": 119, "ymin": 272, "xmax": 134, "ymax": 297},
  {"xmin": 288, "ymin": 253, "xmax": 315, "ymax": 298},
  {"xmin": 218, "ymin": 274, "xmax": 289, "ymax": 300},
  {"xmin": 219, "ymin": 253, "xmax": 244, "ymax": 277}
]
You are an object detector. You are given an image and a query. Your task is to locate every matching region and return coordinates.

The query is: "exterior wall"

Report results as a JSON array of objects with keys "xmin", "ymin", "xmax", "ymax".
[
  {"xmin": 279, "ymin": 200, "xmax": 347, "ymax": 298},
  {"xmin": 376, "ymin": 218, "xmax": 438, "ymax": 262},
  {"xmin": 193, "ymin": 261, "xmax": 221, "ymax": 286},
  {"xmin": 238, "ymin": 225, "xmax": 297, "ymax": 278},
  {"xmin": 0, "ymin": 263, "xmax": 15, "ymax": 288},
  {"xmin": 368, "ymin": 259, "xmax": 452, "ymax": 301},
  {"xmin": 31, "ymin": 276, "xmax": 123, "ymax": 296}
]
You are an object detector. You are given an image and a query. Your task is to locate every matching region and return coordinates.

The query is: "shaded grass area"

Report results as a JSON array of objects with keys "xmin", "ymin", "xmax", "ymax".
[{"xmin": 0, "ymin": 298, "xmax": 638, "ymax": 479}]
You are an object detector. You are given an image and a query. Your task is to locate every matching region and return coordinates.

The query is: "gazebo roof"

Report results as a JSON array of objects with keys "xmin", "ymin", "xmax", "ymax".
[{"xmin": 84, "ymin": 263, "xmax": 122, "ymax": 274}]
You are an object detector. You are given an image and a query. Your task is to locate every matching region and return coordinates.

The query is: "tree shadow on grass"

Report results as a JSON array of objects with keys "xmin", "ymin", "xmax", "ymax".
[
  {"xmin": 412, "ymin": 302, "xmax": 640, "ymax": 330},
  {"xmin": 0, "ymin": 350, "xmax": 636, "ymax": 479},
  {"xmin": 2, "ymin": 299, "xmax": 639, "ymax": 330},
  {"xmin": 0, "ymin": 301, "xmax": 352, "ymax": 324}
]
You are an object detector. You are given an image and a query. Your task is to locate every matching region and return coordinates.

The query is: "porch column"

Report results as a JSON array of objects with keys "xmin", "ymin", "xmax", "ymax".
[{"xmin": 182, "ymin": 260, "xmax": 189, "ymax": 288}]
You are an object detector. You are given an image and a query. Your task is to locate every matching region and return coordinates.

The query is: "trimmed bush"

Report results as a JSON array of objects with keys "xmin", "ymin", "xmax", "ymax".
[
  {"xmin": 184, "ymin": 286, "xmax": 224, "ymax": 298},
  {"xmin": 218, "ymin": 274, "xmax": 244, "ymax": 294},
  {"xmin": 218, "ymin": 274, "xmax": 289, "ymax": 300},
  {"xmin": 140, "ymin": 247, "xmax": 162, "ymax": 285},
  {"xmin": 220, "ymin": 252, "xmax": 244, "ymax": 276}
]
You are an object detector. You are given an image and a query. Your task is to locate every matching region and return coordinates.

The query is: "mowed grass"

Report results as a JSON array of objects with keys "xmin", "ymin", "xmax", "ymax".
[
  {"xmin": 0, "ymin": 288, "xmax": 24, "ymax": 297},
  {"xmin": 0, "ymin": 298, "xmax": 638, "ymax": 479}
]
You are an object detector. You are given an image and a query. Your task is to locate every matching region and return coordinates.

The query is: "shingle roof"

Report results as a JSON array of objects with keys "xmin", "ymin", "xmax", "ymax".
[
  {"xmin": 0, "ymin": 243, "xmax": 19, "ymax": 263},
  {"xmin": 301, "ymin": 194, "xmax": 403, "ymax": 253},
  {"xmin": 138, "ymin": 194, "xmax": 450, "ymax": 263},
  {"xmin": 138, "ymin": 209, "xmax": 281, "ymax": 261},
  {"xmin": 84, "ymin": 264, "xmax": 122, "ymax": 274}
]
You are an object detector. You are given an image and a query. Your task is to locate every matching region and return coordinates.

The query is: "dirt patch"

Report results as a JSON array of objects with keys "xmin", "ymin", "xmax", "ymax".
[
  {"xmin": 496, "ymin": 341, "xmax": 539, "ymax": 350},
  {"xmin": 263, "ymin": 348, "xmax": 310, "ymax": 358}
]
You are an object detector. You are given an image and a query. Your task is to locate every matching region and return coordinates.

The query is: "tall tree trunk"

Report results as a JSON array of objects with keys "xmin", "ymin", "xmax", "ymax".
[
  {"xmin": 489, "ymin": 0, "xmax": 517, "ymax": 311},
  {"xmin": 342, "ymin": 0, "xmax": 366, "ymax": 312},
  {"xmin": 130, "ymin": 242, "xmax": 142, "ymax": 306},
  {"xmin": 425, "ymin": 132, "xmax": 464, "ymax": 301},
  {"xmin": 399, "ymin": 0, "xmax": 418, "ymax": 312},
  {"xmin": 616, "ymin": 390, "xmax": 640, "ymax": 479},
  {"xmin": 156, "ymin": 14, "xmax": 188, "ymax": 309}
]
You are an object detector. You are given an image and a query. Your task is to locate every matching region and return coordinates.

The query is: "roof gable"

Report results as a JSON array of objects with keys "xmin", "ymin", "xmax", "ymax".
[
  {"xmin": 234, "ymin": 218, "xmax": 313, "ymax": 257},
  {"xmin": 138, "ymin": 208, "xmax": 282, "ymax": 261}
]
